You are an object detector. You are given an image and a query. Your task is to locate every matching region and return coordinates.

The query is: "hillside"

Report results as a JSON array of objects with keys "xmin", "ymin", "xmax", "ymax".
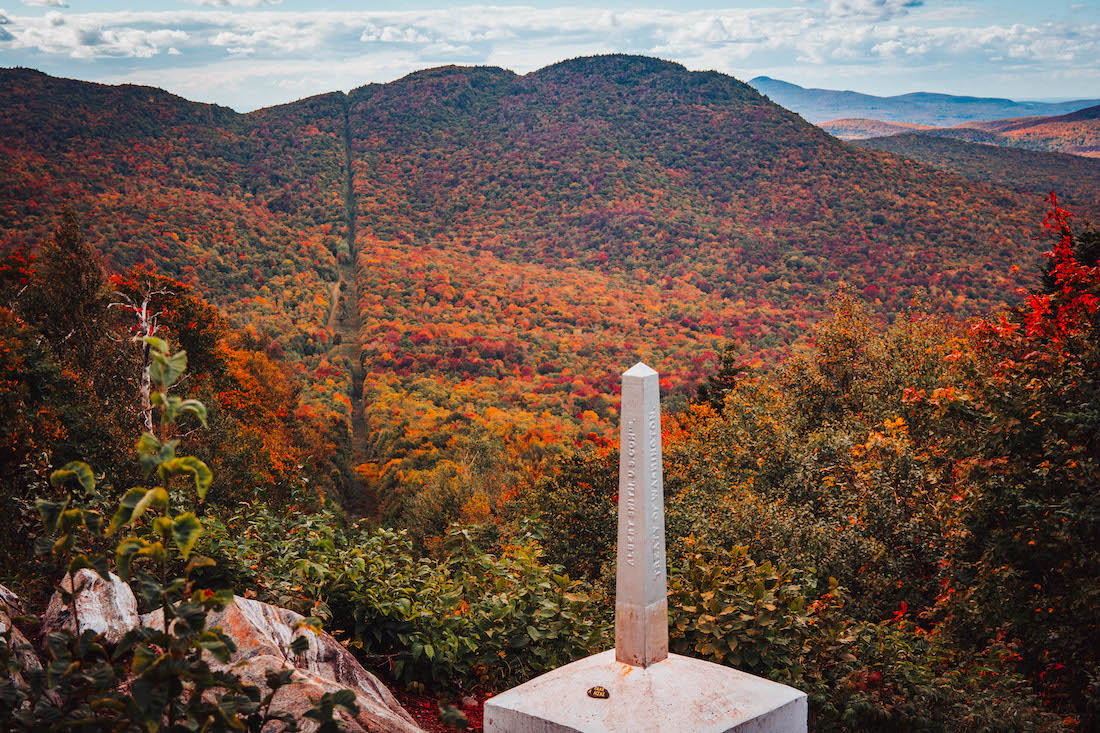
[
  {"xmin": 338, "ymin": 56, "xmax": 1064, "ymax": 516},
  {"xmin": 749, "ymin": 76, "xmax": 1100, "ymax": 126},
  {"xmin": 820, "ymin": 102, "xmax": 1100, "ymax": 159},
  {"xmin": 0, "ymin": 58, "xmax": 1069, "ymax": 519},
  {"xmin": 821, "ymin": 118, "xmax": 937, "ymax": 140},
  {"xmin": 0, "ymin": 69, "xmax": 351, "ymax": 437},
  {"xmin": 942, "ymin": 104, "xmax": 1100, "ymax": 158},
  {"xmin": 852, "ymin": 134, "xmax": 1100, "ymax": 213}
]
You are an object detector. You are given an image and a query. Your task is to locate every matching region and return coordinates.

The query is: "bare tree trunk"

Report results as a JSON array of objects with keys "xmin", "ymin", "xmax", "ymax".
[{"xmin": 109, "ymin": 287, "xmax": 169, "ymax": 433}]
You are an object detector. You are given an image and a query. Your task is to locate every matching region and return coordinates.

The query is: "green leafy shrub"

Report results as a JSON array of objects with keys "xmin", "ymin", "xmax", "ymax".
[
  {"xmin": 666, "ymin": 538, "xmax": 1060, "ymax": 731},
  {"xmin": 521, "ymin": 446, "xmax": 617, "ymax": 580},
  {"xmin": 1, "ymin": 338, "xmax": 356, "ymax": 731},
  {"xmin": 668, "ymin": 539, "xmax": 824, "ymax": 676},
  {"xmin": 204, "ymin": 506, "xmax": 611, "ymax": 693}
]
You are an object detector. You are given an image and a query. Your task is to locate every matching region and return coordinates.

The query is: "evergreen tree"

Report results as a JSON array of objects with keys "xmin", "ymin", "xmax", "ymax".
[{"xmin": 695, "ymin": 342, "xmax": 746, "ymax": 414}]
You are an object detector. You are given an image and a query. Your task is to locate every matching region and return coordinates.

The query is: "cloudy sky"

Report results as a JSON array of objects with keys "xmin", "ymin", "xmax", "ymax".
[{"xmin": 1, "ymin": 0, "xmax": 1097, "ymax": 112}]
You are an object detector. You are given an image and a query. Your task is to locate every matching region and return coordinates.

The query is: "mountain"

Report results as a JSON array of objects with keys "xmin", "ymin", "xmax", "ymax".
[
  {"xmin": 851, "ymin": 134, "xmax": 1100, "ymax": 213},
  {"xmin": 0, "ymin": 57, "xmax": 1067, "ymax": 518},
  {"xmin": 0, "ymin": 68, "xmax": 352, "ymax": 432},
  {"xmin": 749, "ymin": 76, "xmax": 1100, "ymax": 126},
  {"xmin": 829, "ymin": 104, "xmax": 1100, "ymax": 159},
  {"xmin": 821, "ymin": 118, "xmax": 937, "ymax": 140},
  {"xmin": 939, "ymin": 104, "xmax": 1100, "ymax": 158}
]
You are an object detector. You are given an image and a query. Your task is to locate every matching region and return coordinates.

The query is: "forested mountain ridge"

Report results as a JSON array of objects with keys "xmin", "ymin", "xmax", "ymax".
[
  {"xmin": 824, "ymin": 104, "xmax": 1100, "ymax": 160},
  {"xmin": 0, "ymin": 56, "xmax": 1070, "ymax": 519},
  {"xmin": 750, "ymin": 75, "xmax": 1100, "ymax": 126},
  {"xmin": 851, "ymin": 134, "xmax": 1100, "ymax": 213},
  {"xmin": 337, "ymin": 55, "xmax": 1069, "ymax": 517},
  {"xmin": 0, "ymin": 68, "xmax": 353, "ymax": 450}
]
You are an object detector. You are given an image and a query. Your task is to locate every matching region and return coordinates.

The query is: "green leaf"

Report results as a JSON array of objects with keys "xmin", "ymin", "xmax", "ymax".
[
  {"xmin": 117, "ymin": 538, "xmax": 165, "ymax": 578},
  {"xmin": 294, "ymin": 617, "xmax": 323, "ymax": 635},
  {"xmin": 149, "ymin": 349, "xmax": 187, "ymax": 389},
  {"xmin": 138, "ymin": 541, "xmax": 166, "ymax": 565},
  {"xmin": 160, "ymin": 456, "xmax": 212, "ymax": 500},
  {"xmin": 153, "ymin": 516, "xmax": 173, "ymax": 538},
  {"xmin": 68, "ymin": 554, "xmax": 96, "ymax": 575},
  {"xmin": 58, "ymin": 508, "xmax": 84, "ymax": 533},
  {"xmin": 82, "ymin": 510, "xmax": 103, "ymax": 534},
  {"xmin": 137, "ymin": 335, "xmax": 170, "ymax": 355},
  {"xmin": 177, "ymin": 399, "xmax": 208, "ymax": 427},
  {"xmin": 438, "ymin": 703, "xmax": 469, "ymax": 730},
  {"xmin": 116, "ymin": 537, "xmax": 151, "ymax": 578},
  {"xmin": 197, "ymin": 633, "xmax": 232, "ymax": 663},
  {"xmin": 137, "ymin": 433, "xmax": 177, "ymax": 476},
  {"xmin": 290, "ymin": 636, "xmax": 310, "ymax": 655},
  {"xmin": 108, "ymin": 486, "xmax": 167, "ymax": 535},
  {"xmin": 329, "ymin": 689, "xmax": 357, "ymax": 711},
  {"xmin": 36, "ymin": 498, "xmax": 69, "ymax": 532},
  {"xmin": 51, "ymin": 534, "xmax": 72, "ymax": 556},
  {"xmin": 172, "ymin": 513, "xmax": 203, "ymax": 560},
  {"xmin": 50, "ymin": 461, "xmax": 95, "ymax": 492},
  {"xmin": 185, "ymin": 555, "xmax": 216, "ymax": 575}
]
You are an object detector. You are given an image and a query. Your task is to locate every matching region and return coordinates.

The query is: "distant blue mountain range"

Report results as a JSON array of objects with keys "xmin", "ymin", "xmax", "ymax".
[{"xmin": 748, "ymin": 77, "xmax": 1100, "ymax": 126}]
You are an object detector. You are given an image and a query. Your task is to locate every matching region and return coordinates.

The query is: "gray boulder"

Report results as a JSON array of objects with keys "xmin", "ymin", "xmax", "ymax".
[
  {"xmin": 143, "ymin": 596, "xmax": 424, "ymax": 733},
  {"xmin": 0, "ymin": 584, "xmax": 44, "ymax": 691},
  {"xmin": 42, "ymin": 569, "xmax": 139, "ymax": 644}
]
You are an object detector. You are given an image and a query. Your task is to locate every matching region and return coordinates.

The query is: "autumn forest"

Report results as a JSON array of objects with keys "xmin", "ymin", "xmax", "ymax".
[{"xmin": 1, "ymin": 55, "xmax": 1098, "ymax": 731}]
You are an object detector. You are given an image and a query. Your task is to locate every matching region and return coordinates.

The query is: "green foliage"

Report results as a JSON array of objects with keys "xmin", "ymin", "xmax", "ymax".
[
  {"xmin": 18, "ymin": 211, "xmax": 109, "ymax": 366},
  {"xmin": 203, "ymin": 506, "xmax": 610, "ymax": 692},
  {"xmin": 668, "ymin": 541, "xmax": 821, "ymax": 674},
  {"xmin": 2, "ymin": 339, "xmax": 356, "ymax": 732},
  {"xmin": 652, "ymin": 260, "xmax": 1087, "ymax": 727},
  {"xmin": 522, "ymin": 446, "xmax": 617, "ymax": 580},
  {"xmin": 666, "ymin": 538, "xmax": 1060, "ymax": 731},
  {"xmin": 694, "ymin": 342, "xmax": 748, "ymax": 414}
]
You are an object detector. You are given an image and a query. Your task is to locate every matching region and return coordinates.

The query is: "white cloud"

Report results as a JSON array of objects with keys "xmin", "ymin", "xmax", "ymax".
[
  {"xmin": 21, "ymin": 0, "xmax": 67, "ymax": 6},
  {"xmin": 0, "ymin": 5, "xmax": 1095, "ymax": 109},
  {"xmin": 189, "ymin": 0, "xmax": 281, "ymax": 6},
  {"xmin": 6, "ymin": 11, "xmax": 188, "ymax": 58},
  {"xmin": 360, "ymin": 23, "xmax": 431, "ymax": 44},
  {"xmin": 210, "ymin": 23, "xmax": 322, "ymax": 53}
]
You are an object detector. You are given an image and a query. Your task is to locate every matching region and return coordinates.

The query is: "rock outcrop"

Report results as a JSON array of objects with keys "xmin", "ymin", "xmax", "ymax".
[
  {"xmin": 142, "ymin": 596, "xmax": 424, "ymax": 733},
  {"xmin": 1, "ymin": 583, "xmax": 43, "ymax": 691},
  {"xmin": 42, "ymin": 569, "xmax": 139, "ymax": 644},
  {"xmin": 31, "ymin": 572, "xmax": 423, "ymax": 732}
]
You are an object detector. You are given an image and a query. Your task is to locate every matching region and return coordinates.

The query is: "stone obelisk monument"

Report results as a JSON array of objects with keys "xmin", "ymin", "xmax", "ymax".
[
  {"xmin": 615, "ymin": 362, "xmax": 667, "ymax": 667},
  {"xmin": 484, "ymin": 363, "xmax": 807, "ymax": 733}
]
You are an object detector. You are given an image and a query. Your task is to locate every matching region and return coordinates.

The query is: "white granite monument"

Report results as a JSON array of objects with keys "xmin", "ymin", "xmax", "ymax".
[{"xmin": 483, "ymin": 363, "xmax": 807, "ymax": 733}]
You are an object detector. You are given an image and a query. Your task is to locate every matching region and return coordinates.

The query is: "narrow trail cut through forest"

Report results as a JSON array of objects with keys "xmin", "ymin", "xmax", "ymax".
[{"xmin": 329, "ymin": 97, "xmax": 372, "ymax": 513}]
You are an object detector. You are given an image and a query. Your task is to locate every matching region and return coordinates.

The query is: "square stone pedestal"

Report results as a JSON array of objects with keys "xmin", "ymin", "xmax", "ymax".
[{"xmin": 483, "ymin": 649, "xmax": 806, "ymax": 733}]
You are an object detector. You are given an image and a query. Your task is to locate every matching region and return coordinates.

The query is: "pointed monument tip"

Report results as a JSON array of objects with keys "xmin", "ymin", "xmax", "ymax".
[{"xmin": 623, "ymin": 362, "xmax": 658, "ymax": 378}]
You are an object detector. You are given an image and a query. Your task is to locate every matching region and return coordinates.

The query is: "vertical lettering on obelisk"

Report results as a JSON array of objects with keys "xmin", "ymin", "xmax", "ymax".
[
  {"xmin": 648, "ymin": 407, "xmax": 662, "ymax": 581},
  {"xmin": 616, "ymin": 362, "xmax": 668, "ymax": 667},
  {"xmin": 626, "ymin": 419, "xmax": 636, "ymax": 567}
]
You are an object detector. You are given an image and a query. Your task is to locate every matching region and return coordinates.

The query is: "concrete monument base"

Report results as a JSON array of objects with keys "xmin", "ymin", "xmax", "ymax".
[{"xmin": 483, "ymin": 649, "xmax": 807, "ymax": 733}]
